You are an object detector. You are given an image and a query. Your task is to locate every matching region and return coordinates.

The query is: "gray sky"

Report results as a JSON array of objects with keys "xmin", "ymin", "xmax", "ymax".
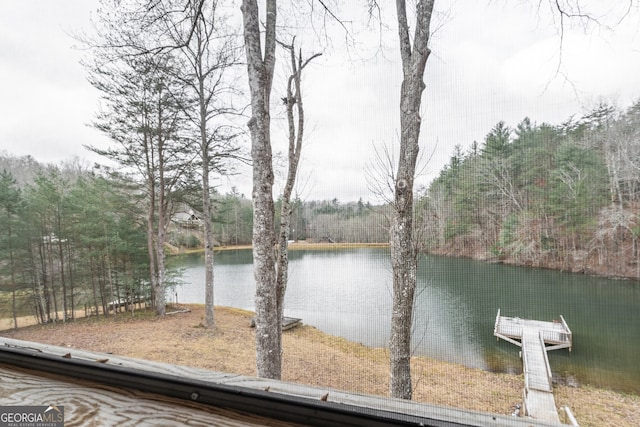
[{"xmin": 1, "ymin": 1, "xmax": 639, "ymax": 202}]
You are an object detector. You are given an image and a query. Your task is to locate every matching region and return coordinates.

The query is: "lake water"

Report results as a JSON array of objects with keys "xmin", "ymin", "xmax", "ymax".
[{"xmin": 171, "ymin": 248, "xmax": 640, "ymax": 394}]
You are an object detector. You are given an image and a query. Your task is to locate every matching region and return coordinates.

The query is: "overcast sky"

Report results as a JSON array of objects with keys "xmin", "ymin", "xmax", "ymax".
[{"xmin": 1, "ymin": 1, "xmax": 639, "ymax": 202}]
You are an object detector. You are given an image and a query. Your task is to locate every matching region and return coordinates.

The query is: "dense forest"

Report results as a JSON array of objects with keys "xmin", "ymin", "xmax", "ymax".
[
  {"xmin": 0, "ymin": 155, "xmax": 151, "ymax": 326},
  {"xmin": 420, "ymin": 100, "xmax": 640, "ymax": 279},
  {"xmin": 0, "ymin": 152, "xmax": 390, "ymax": 326}
]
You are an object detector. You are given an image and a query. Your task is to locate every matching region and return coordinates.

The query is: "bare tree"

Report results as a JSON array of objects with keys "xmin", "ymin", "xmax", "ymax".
[
  {"xmin": 389, "ymin": 0, "xmax": 435, "ymax": 400},
  {"xmin": 275, "ymin": 39, "xmax": 320, "ymax": 346},
  {"xmin": 151, "ymin": 0, "xmax": 244, "ymax": 328},
  {"xmin": 240, "ymin": 0, "xmax": 280, "ymax": 379}
]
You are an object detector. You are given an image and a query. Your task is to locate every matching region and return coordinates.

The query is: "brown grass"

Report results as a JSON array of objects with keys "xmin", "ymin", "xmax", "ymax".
[{"xmin": 1, "ymin": 304, "xmax": 638, "ymax": 427}]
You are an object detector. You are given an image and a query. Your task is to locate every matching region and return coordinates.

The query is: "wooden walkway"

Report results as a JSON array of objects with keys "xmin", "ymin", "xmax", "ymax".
[{"xmin": 494, "ymin": 310, "xmax": 573, "ymax": 424}]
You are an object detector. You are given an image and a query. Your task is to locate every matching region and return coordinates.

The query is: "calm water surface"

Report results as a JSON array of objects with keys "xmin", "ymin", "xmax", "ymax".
[{"xmin": 172, "ymin": 248, "xmax": 640, "ymax": 393}]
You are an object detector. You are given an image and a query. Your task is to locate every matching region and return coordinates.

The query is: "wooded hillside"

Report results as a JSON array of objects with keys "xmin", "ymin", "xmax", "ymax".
[{"xmin": 419, "ymin": 100, "xmax": 640, "ymax": 279}]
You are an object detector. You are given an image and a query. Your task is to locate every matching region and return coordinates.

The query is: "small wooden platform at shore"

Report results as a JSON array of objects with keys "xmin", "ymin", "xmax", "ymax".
[
  {"xmin": 249, "ymin": 316, "xmax": 302, "ymax": 331},
  {"xmin": 494, "ymin": 310, "xmax": 575, "ymax": 425},
  {"xmin": 494, "ymin": 310, "xmax": 572, "ymax": 352}
]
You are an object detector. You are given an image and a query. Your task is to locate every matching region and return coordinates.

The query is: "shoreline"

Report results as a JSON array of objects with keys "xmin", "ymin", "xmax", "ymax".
[
  {"xmin": 0, "ymin": 304, "xmax": 637, "ymax": 427},
  {"xmin": 427, "ymin": 247, "xmax": 640, "ymax": 282},
  {"xmin": 169, "ymin": 242, "xmax": 390, "ymax": 255},
  {"xmin": 171, "ymin": 242, "xmax": 640, "ymax": 282}
]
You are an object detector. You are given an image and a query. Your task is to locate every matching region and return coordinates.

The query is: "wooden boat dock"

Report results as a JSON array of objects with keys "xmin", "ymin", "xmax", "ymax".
[
  {"xmin": 249, "ymin": 316, "xmax": 302, "ymax": 331},
  {"xmin": 494, "ymin": 309, "xmax": 574, "ymax": 425}
]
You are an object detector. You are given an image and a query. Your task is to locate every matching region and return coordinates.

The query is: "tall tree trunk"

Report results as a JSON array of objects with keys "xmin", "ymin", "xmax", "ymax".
[
  {"xmin": 145, "ymin": 127, "xmax": 159, "ymax": 314},
  {"xmin": 390, "ymin": 0, "xmax": 434, "ymax": 400},
  {"xmin": 38, "ymin": 241, "xmax": 51, "ymax": 323},
  {"xmin": 99, "ymin": 258, "xmax": 109, "ymax": 318},
  {"xmin": 54, "ymin": 201, "xmax": 68, "ymax": 322},
  {"xmin": 46, "ymin": 235, "xmax": 60, "ymax": 322},
  {"xmin": 202, "ymin": 135, "xmax": 215, "ymax": 328},
  {"xmin": 199, "ymin": 68, "xmax": 215, "ymax": 328},
  {"xmin": 241, "ymin": 0, "xmax": 280, "ymax": 379},
  {"xmin": 8, "ymin": 221, "xmax": 18, "ymax": 329},
  {"xmin": 155, "ymin": 175, "xmax": 167, "ymax": 316},
  {"xmin": 153, "ymin": 95, "xmax": 167, "ymax": 317},
  {"xmin": 90, "ymin": 261, "xmax": 100, "ymax": 317},
  {"xmin": 104, "ymin": 227, "xmax": 116, "ymax": 319},
  {"xmin": 56, "ymin": 233, "xmax": 67, "ymax": 322},
  {"xmin": 276, "ymin": 41, "xmax": 319, "ymax": 335},
  {"xmin": 32, "ymin": 287, "xmax": 45, "ymax": 325},
  {"xmin": 67, "ymin": 241, "xmax": 75, "ymax": 319},
  {"xmin": 146, "ymin": 200, "xmax": 158, "ymax": 311},
  {"xmin": 115, "ymin": 271, "xmax": 122, "ymax": 314},
  {"xmin": 28, "ymin": 253, "xmax": 45, "ymax": 324}
]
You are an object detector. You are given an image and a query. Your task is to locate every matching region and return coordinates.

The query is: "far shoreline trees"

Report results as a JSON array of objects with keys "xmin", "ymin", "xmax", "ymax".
[
  {"xmin": 423, "ymin": 100, "xmax": 640, "ymax": 279},
  {"xmin": 0, "ymin": 157, "xmax": 152, "ymax": 328}
]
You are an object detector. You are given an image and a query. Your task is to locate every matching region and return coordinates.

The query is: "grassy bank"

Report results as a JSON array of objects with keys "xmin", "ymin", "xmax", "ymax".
[{"xmin": 1, "ymin": 304, "xmax": 637, "ymax": 426}]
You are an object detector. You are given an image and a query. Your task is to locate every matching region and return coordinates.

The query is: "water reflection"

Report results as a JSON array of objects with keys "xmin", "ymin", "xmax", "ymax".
[{"xmin": 172, "ymin": 248, "xmax": 640, "ymax": 393}]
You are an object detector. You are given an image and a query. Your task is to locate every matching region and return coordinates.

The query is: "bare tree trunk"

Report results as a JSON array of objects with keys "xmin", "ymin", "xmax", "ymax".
[
  {"xmin": 90, "ymin": 262, "xmax": 100, "ymax": 317},
  {"xmin": 46, "ymin": 235, "xmax": 60, "ymax": 322},
  {"xmin": 38, "ymin": 241, "xmax": 52, "ymax": 323},
  {"xmin": 201, "ymin": 99, "xmax": 215, "ymax": 328},
  {"xmin": 104, "ymin": 224, "xmax": 116, "ymax": 320},
  {"xmin": 153, "ymin": 89, "xmax": 168, "ymax": 317},
  {"xmin": 145, "ymin": 126, "xmax": 159, "ymax": 314},
  {"xmin": 241, "ymin": 0, "xmax": 280, "ymax": 379},
  {"xmin": 194, "ymin": 16, "xmax": 215, "ymax": 329},
  {"xmin": 146, "ymin": 197, "xmax": 158, "ymax": 312},
  {"xmin": 8, "ymin": 222, "xmax": 18, "ymax": 329},
  {"xmin": 57, "ymin": 237, "xmax": 68, "ymax": 321},
  {"xmin": 155, "ymin": 154, "xmax": 167, "ymax": 316},
  {"xmin": 54, "ymin": 206, "xmax": 68, "ymax": 322},
  {"xmin": 276, "ymin": 40, "xmax": 320, "ymax": 337},
  {"xmin": 389, "ymin": 0, "xmax": 434, "ymax": 400}
]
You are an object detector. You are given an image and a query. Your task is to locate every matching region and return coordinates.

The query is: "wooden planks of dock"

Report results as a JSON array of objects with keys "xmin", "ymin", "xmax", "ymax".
[{"xmin": 493, "ymin": 309, "xmax": 574, "ymax": 425}]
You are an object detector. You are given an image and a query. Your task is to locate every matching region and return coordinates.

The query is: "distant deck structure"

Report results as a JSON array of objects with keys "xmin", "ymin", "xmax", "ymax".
[{"xmin": 494, "ymin": 309, "xmax": 574, "ymax": 425}]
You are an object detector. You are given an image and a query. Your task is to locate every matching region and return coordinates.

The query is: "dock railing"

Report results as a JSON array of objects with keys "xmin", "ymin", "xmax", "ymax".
[
  {"xmin": 521, "ymin": 337, "xmax": 530, "ymax": 391},
  {"xmin": 538, "ymin": 316, "xmax": 572, "ymax": 351},
  {"xmin": 560, "ymin": 315, "xmax": 573, "ymax": 351},
  {"xmin": 493, "ymin": 309, "xmax": 523, "ymax": 346},
  {"xmin": 539, "ymin": 331, "xmax": 553, "ymax": 388}
]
